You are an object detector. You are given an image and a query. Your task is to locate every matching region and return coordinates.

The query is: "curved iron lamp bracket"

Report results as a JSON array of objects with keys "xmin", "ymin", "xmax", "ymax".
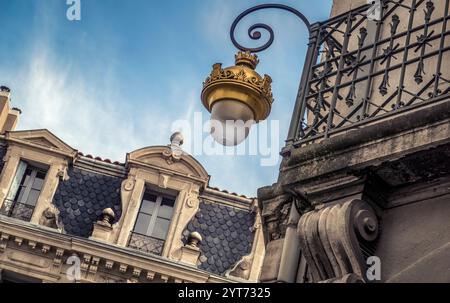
[{"xmin": 230, "ymin": 3, "xmax": 312, "ymax": 53}]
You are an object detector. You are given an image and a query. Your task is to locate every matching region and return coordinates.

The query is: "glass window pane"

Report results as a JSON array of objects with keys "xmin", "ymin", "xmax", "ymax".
[
  {"xmin": 134, "ymin": 213, "xmax": 152, "ymax": 235},
  {"xmin": 32, "ymin": 176, "xmax": 44, "ymax": 190},
  {"xmin": 151, "ymin": 218, "xmax": 170, "ymax": 240},
  {"xmin": 140, "ymin": 199, "xmax": 156, "ymax": 214},
  {"xmin": 158, "ymin": 197, "xmax": 175, "ymax": 219},
  {"xmin": 26, "ymin": 189, "xmax": 40, "ymax": 206},
  {"xmin": 6, "ymin": 161, "xmax": 28, "ymax": 204},
  {"xmin": 161, "ymin": 197, "xmax": 175, "ymax": 207},
  {"xmin": 31, "ymin": 170, "xmax": 46, "ymax": 190},
  {"xmin": 22, "ymin": 170, "xmax": 32, "ymax": 187},
  {"xmin": 35, "ymin": 171, "xmax": 46, "ymax": 180},
  {"xmin": 15, "ymin": 186, "xmax": 27, "ymax": 204},
  {"xmin": 143, "ymin": 192, "xmax": 157, "ymax": 202}
]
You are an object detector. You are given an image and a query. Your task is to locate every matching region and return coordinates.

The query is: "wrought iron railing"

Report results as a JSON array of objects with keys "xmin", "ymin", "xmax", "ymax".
[
  {"xmin": 127, "ymin": 232, "xmax": 165, "ymax": 256},
  {"xmin": 284, "ymin": 0, "xmax": 450, "ymax": 146},
  {"xmin": 0, "ymin": 199, "xmax": 35, "ymax": 222}
]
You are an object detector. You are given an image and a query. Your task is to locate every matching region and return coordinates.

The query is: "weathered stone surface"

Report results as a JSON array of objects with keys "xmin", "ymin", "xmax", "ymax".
[
  {"xmin": 376, "ymin": 194, "xmax": 450, "ymax": 282},
  {"xmin": 259, "ymin": 239, "xmax": 284, "ymax": 282}
]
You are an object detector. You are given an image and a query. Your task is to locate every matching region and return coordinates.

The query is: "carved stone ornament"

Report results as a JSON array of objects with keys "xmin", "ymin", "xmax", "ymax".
[
  {"xmin": 297, "ymin": 199, "xmax": 379, "ymax": 283},
  {"xmin": 269, "ymin": 202, "xmax": 290, "ymax": 241},
  {"xmin": 158, "ymin": 174, "xmax": 170, "ymax": 189},
  {"xmin": 56, "ymin": 167, "xmax": 70, "ymax": 181},
  {"xmin": 228, "ymin": 255, "xmax": 253, "ymax": 280},
  {"xmin": 162, "ymin": 132, "xmax": 184, "ymax": 165},
  {"xmin": 98, "ymin": 208, "xmax": 115, "ymax": 227},
  {"xmin": 122, "ymin": 178, "xmax": 135, "ymax": 191},
  {"xmin": 185, "ymin": 194, "xmax": 198, "ymax": 208},
  {"xmin": 39, "ymin": 206, "xmax": 60, "ymax": 229}
]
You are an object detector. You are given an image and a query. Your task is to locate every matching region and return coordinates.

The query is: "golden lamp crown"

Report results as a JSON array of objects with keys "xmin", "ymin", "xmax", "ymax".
[
  {"xmin": 235, "ymin": 51, "xmax": 260, "ymax": 69},
  {"xmin": 201, "ymin": 51, "xmax": 273, "ymax": 122}
]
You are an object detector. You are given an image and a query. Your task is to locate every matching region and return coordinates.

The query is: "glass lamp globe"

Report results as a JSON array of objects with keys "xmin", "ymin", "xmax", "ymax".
[{"xmin": 210, "ymin": 99, "xmax": 255, "ymax": 146}]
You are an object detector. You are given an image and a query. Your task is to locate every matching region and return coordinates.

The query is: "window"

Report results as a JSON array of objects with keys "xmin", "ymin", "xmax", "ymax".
[
  {"xmin": 0, "ymin": 161, "xmax": 47, "ymax": 222},
  {"xmin": 128, "ymin": 189, "xmax": 175, "ymax": 255}
]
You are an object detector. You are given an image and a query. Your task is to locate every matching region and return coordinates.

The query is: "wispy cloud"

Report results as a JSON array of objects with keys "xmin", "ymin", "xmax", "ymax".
[{"xmin": 6, "ymin": 3, "xmax": 170, "ymax": 162}]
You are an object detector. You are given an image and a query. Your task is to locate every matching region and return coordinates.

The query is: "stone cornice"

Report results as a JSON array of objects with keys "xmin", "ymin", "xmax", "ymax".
[
  {"xmin": 279, "ymin": 103, "xmax": 450, "ymax": 186},
  {"xmin": 74, "ymin": 156, "xmax": 127, "ymax": 178},
  {"xmin": 0, "ymin": 216, "xmax": 236, "ymax": 283}
]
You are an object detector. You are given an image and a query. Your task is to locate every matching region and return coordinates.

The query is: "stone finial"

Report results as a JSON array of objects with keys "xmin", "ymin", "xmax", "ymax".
[
  {"xmin": 187, "ymin": 231, "xmax": 202, "ymax": 248},
  {"xmin": 180, "ymin": 231, "xmax": 203, "ymax": 266},
  {"xmin": 100, "ymin": 208, "xmax": 115, "ymax": 226},
  {"xmin": 170, "ymin": 132, "xmax": 184, "ymax": 147},
  {"xmin": 90, "ymin": 208, "xmax": 115, "ymax": 243},
  {"xmin": 0, "ymin": 86, "xmax": 10, "ymax": 93},
  {"xmin": 164, "ymin": 132, "xmax": 184, "ymax": 164}
]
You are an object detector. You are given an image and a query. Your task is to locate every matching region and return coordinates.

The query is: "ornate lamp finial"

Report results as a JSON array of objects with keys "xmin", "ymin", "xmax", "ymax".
[{"xmin": 235, "ymin": 51, "xmax": 260, "ymax": 69}]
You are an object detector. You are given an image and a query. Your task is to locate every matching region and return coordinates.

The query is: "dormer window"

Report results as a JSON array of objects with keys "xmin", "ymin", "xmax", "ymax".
[
  {"xmin": 128, "ymin": 188, "xmax": 176, "ymax": 255},
  {"xmin": 0, "ymin": 160, "xmax": 47, "ymax": 222}
]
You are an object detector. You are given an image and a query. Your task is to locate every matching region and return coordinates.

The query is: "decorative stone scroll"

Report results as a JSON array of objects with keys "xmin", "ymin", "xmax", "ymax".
[
  {"xmin": 297, "ymin": 199, "xmax": 379, "ymax": 282},
  {"xmin": 227, "ymin": 255, "xmax": 253, "ymax": 280}
]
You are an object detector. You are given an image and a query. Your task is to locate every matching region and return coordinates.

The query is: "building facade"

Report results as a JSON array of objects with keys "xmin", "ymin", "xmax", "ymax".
[
  {"xmin": 1, "ymin": 0, "xmax": 449, "ymax": 284},
  {"xmin": 258, "ymin": 0, "xmax": 450, "ymax": 283},
  {"xmin": 0, "ymin": 86, "xmax": 265, "ymax": 283}
]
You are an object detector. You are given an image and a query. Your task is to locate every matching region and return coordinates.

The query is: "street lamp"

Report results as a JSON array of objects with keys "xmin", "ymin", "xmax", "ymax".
[
  {"xmin": 201, "ymin": 4, "xmax": 311, "ymax": 146},
  {"xmin": 201, "ymin": 51, "xmax": 273, "ymax": 146}
]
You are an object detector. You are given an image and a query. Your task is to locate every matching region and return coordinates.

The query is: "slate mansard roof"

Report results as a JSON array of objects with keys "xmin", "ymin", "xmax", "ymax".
[
  {"xmin": 184, "ymin": 200, "xmax": 255, "ymax": 275},
  {"xmin": 53, "ymin": 167, "xmax": 123, "ymax": 237}
]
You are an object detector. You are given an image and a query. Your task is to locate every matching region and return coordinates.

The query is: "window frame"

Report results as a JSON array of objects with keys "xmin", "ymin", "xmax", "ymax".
[
  {"xmin": 15, "ymin": 164, "xmax": 47, "ymax": 207},
  {"xmin": 0, "ymin": 160, "xmax": 48, "ymax": 221},
  {"xmin": 132, "ymin": 189, "xmax": 175, "ymax": 241}
]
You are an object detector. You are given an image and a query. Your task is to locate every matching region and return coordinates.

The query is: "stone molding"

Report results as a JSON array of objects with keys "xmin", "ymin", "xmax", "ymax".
[{"xmin": 0, "ymin": 216, "xmax": 235, "ymax": 283}]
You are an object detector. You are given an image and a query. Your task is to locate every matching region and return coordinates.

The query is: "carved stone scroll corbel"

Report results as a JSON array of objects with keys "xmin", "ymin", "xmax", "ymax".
[{"xmin": 297, "ymin": 199, "xmax": 379, "ymax": 283}]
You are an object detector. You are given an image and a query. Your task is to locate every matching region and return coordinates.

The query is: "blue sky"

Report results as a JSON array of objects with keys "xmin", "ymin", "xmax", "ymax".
[{"xmin": 0, "ymin": 0, "xmax": 332, "ymax": 197}]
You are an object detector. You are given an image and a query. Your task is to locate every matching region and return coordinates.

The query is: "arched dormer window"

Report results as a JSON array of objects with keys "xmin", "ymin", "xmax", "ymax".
[
  {"xmin": 114, "ymin": 144, "xmax": 210, "ymax": 259},
  {"xmin": 0, "ymin": 130, "xmax": 76, "ymax": 226}
]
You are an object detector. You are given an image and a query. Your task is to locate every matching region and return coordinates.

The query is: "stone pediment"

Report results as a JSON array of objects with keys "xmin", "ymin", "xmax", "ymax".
[
  {"xmin": 6, "ymin": 129, "xmax": 77, "ymax": 158},
  {"xmin": 127, "ymin": 146, "xmax": 210, "ymax": 182}
]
